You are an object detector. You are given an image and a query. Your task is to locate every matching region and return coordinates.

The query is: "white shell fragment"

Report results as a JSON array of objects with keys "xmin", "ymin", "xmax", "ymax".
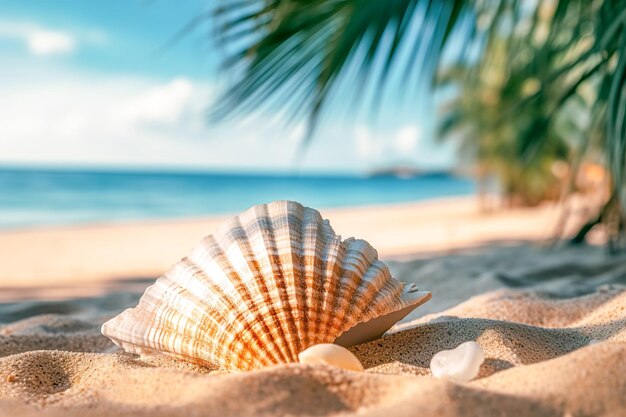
[
  {"xmin": 101, "ymin": 201, "xmax": 431, "ymax": 371},
  {"xmin": 430, "ymin": 341, "xmax": 485, "ymax": 382},
  {"xmin": 298, "ymin": 343, "xmax": 364, "ymax": 372}
]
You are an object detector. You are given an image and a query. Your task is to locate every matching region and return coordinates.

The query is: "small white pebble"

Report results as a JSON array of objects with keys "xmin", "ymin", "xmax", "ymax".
[
  {"xmin": 298, "ymin": 343, "xmax": 364, "ymax": 372},
  {"xmin": 430, "ymin": 341, "xmax": 485, "ymax": 382}
]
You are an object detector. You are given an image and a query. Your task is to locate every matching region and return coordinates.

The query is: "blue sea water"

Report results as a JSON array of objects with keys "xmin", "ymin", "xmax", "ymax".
[{"xmin": 0, "ymin": 168, "xmax": 475, "ymax": 229}]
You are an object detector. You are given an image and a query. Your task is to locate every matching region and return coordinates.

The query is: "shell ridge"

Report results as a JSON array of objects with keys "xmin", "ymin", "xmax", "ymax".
[
  {"xmin": 218, "ymin": 202, "xmax": 300, "ymax": 367},
  {"xmin": 237, "ymin": 206, "xmax": 299, "ymax": 367},
  {"xmin": 329, "ymin": 239, "xmax": 375, "ymax": 336},
  {"xmin": 268, "ymin": 201, "xmax": 309, "ymax": 354},
  {"xmin": 190, "ymin": 232, "xmax": 278, "ymax": 370},
  {"xmin": 256, "ymin": 203, "xmax": 301, "ymax": 362},
  {"xmin": 338, "ymin": 240, "xmax": 381, "ymax": 327},
  {"xmin": 301, "ymin": 207, "xmax": 328, "ymax": 347},
  {"xmin": 361, "ymin": 278, "xmax": 408, "ymax": 320},
  {"xmin": 185, "ymin": 240, "xmax": 267, "ymax": 370},
  {"xmin": 142, "ymin": 276, "xmax": 208, "ymax": 359},
  {"xmin": 317, "ymin": 235, "xmax": 347, "ymax": 343},
  {"xmin": 216, "ymin": 215, "xmax": 291, "ymax": 367},
  {"xmin": 107, "ymin": 332, "xmax": 219, "ymax": 368},
  {"xmin": 101, "ymin": 307, "xmax": 149, "ymax": 351},
  {"xmin": 107, "ymin": 259, "xmax": 238, "ymax": 367},
  {"xmin": 217, "ymin": 224, "xmax": 283, "ymax": 368},
  {"xmin": 102, "ymin": 276, "xmax": 206, "ymax": 362},
  {"xmin": 344, "ymin": 259, "xmax": 391, "ymax": 324}
]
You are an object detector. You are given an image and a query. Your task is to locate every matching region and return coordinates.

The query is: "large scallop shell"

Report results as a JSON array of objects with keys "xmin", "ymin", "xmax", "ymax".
[{"xmin": 102, "ymin": 201, "xmax": 430, "ymax": 371}]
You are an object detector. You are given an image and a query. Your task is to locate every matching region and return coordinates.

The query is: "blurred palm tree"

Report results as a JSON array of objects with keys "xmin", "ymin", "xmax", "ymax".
[
  {"xmin": 207, "ymin": 0, "xmax": 626, "ymax": 247},
  {"xmin": 437, "ymin": 37, "xmax": 571, "ymax": 208}
]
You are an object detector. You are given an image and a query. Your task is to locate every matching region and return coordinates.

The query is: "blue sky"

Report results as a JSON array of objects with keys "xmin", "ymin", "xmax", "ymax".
[{"xmin": 0, "ymin": 1, "xmax": 456, "ymax": 174}]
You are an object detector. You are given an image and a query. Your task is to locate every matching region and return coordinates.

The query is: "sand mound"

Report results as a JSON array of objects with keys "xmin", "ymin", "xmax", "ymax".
[
  {"xmin": 1, "ymin": 344, "xmax": 623, "ymax": 417},
  {"xmin": 353, "ymin": 318, "xmax": 590, "ymax": 376},
  {"xmin": 389, "ymin": 244, "xmax": 626, "ymax": 319},
  {"xmin": 0, "ymin": 287, "xmax": 624, "ymax": 417},
  {"xmin": 0, "ymin": 314, "xmax": 113, "ymax": 358},
  {"xmin": 416, "ymin": 285, "xmax": 625, "ymax": 328},
  {"xmin": 477, "ymin": 342, "xmax": 626, "ymax": 416}
]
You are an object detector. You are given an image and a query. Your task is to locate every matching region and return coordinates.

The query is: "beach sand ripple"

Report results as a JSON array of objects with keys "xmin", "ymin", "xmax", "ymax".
[{"xmin": 0, "ymin": 286, "xmax": 624, "ymax": 417}]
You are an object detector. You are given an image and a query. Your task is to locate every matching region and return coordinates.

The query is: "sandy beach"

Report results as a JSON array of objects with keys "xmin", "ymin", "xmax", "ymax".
[
  {"xmin": 1, "ymin": 196, "xmax": 624, "ymax": 416},
  {"xmin": 0, "ymin": 196, "xmax": 587, "ymax": 296}
]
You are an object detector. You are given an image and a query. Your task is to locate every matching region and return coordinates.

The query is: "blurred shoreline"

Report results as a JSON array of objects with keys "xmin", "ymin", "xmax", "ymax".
[
  {"xmin": 0, "ymin": 167, "xmax": 474, "ymax": 229},
  {"xmin": 0, "ymin": 195, "xmax": 588, "ymax": 299}
]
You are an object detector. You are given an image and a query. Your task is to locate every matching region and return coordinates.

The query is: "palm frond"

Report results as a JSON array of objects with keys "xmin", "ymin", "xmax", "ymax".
[
  {"xmin": 211, "ymin": 0, "xmax": 469, "ymax": 142},
  {"xmin": 202, "ymin": 0, "xmax": 626, "ymax": 242}
]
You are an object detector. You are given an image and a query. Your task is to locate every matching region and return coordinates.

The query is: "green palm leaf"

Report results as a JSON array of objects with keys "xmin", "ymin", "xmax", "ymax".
[
  {"xmin": 205, "ymin": 0, "xmax": 626, "ymax": 244},
  {"xmin": 211, "ymin": 0, "xmax": 468, "ymax": 139}
]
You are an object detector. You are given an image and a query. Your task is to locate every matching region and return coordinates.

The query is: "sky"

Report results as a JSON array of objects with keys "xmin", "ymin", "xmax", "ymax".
[{"xmin": 0, "ymin": 0, "xmax": 457, "ymax": 175}]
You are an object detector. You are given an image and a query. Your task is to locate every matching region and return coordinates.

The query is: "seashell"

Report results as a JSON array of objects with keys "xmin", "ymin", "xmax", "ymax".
[
  {"xmin": 102, "ymin": 201, "xmax": 431, "ymax": 371},
  {"xmin": 430, "ymin": 341, "xmax": 485, "ymax": 382},
  {"xmin": 298, "ymin": 343, "xmax": 364, "ymax": 372}
]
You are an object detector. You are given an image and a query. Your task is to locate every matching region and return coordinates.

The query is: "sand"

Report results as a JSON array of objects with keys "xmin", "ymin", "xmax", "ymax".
[
  {"xmin": 0, "ymin": 196, "xmax": 590, "ymax": 295},
  {"xmin": 0, "ymin": 196, "xmax": 624, "ymax": 416}
]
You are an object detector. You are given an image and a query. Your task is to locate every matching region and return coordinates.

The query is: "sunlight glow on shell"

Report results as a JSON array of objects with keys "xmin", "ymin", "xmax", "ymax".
[{"xmin": 102, "ymin": 201, "xmax": 430, "ymax": 371}]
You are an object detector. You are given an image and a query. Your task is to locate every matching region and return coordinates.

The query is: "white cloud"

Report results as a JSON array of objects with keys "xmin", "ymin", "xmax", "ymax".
[
  {"xmin": 0, "ymin": 72, "xmax": 316, "ymax": 171},
  {"xmin": 26, "ymin": 29, "xmax": 75, "ymax": 56},
  {"xmin": 354, "ymin": 125, "xmax": 383, "ymax": 159},
  {"xmin": 350, "ymin": 123, "xmax": 457, "ymax": 170},
  {"xmin": 119, "ymin": 78, "xmax": 195, "ymax": 127},
  {"xmin": 354, "ymin": 125, "xmax": 422, "ymax": 161},
  {"xmin": 394, "ymin": 125, "xmax": 420, "ymax": 153},
  {"xmin": 0, "ymin": 20, "xmax": 103, "ymax": 56},
  {"xmin": 0, "ymin": 67, "xmax": 454, "ymax": 173}
]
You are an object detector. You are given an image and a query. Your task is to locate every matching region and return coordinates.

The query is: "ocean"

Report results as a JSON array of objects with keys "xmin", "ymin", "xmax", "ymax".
[{"xmin": 0, "ymin": 168, "xmax": 475, "ymax": 229}]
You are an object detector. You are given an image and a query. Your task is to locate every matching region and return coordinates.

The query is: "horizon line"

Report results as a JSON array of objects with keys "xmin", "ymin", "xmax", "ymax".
[{"xmin": 0, "ymin": 162, "xmax": 459, "ymax": 179}]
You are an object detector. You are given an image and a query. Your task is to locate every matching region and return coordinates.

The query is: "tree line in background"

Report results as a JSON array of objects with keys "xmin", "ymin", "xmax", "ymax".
[{"xmin": 205, "ymin": 0, "xmax": 626, "ymax": 248}]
